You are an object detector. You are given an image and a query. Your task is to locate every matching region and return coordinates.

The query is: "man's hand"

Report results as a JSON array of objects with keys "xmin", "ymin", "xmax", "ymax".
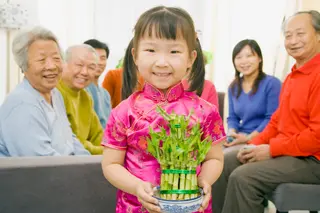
[{"xmin": 238, "ymin": 144, "xmax": 271, "ymax": 163}]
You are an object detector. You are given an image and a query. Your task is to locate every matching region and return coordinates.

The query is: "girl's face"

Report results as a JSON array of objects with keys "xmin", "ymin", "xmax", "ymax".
[
  {"xmin": 132, "ymin": 35, "xmax": 196, "ymax": 93},
  {"xmin": 234, "ymin": 45, "xmax": 261, "ymax": 77}
]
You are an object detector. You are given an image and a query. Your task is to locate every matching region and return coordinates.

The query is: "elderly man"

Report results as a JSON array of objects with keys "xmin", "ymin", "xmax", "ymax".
[
  {"xmin": 83, "ymin": 39, "xmax": 111, "ymax": 128},
  {"xmin": 57, "ymin": 45, "xmax": 104, "ymax": 155},
  {"xmin": 0, "ymin": 26, "xmax": 90, "ymax": 156},
  {"xmin": 212, "ymin": 10, "xmax": 320, "ymax": 213}
]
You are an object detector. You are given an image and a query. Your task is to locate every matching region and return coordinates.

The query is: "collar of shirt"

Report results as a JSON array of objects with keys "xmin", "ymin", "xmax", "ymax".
[
  {"xmin": 58, "ymin": 80, "xmax": 81, "ymax": 98},
  {"xmin": 142, "ymin": 82, "xmax": 184, "ymax": 103},
  {"xmin": 22, "ymin": 77, "xmax": 56, "ymax": 104},
  {"xmin": 291, "ymin": 53, "xmax": 320, "ymax": 75}
]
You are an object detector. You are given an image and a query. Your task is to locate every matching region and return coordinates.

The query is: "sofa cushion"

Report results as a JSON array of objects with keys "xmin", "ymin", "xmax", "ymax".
[{"xmin": 269, "ymin": 183, "xmax": 320, "ymax": 211}]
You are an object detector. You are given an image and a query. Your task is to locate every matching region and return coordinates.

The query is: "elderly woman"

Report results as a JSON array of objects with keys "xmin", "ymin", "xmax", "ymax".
[{"xmin": 0, "ymin": 26, "xmax": 90, "ymax": 156}]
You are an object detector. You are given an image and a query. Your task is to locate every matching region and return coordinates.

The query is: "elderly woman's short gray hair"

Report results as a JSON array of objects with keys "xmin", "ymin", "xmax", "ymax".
[
  {"xmin": 64, "ymin": 44, "xmax": 98, "ymax": 63},
  {"xmin": 282, "ymin": 10, "xmax": 320, "ymax": 34},
  {"xmin": 12, "ymin": 26, "xmax": 63, "ymax": 73}
]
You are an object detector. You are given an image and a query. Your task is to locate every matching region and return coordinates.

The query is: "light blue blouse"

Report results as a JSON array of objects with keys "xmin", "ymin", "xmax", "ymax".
[
  {"xmin": 0, "ymin": 78, "xmax": 90, "ymax": 157},
  {"xmin": 86, "ymin": 83, "xmax": 111, "ymax": 128}
]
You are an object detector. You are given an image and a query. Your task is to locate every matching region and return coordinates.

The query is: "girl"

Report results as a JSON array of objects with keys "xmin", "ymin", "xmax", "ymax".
[
  {"xmin": 102, "ymin": 6, "xmax": 225, "ymax": 213},
  {"xmin": 226, "ymin": 39, "xmax": 281, "ymax": 147},
  {"xmin": 122, "ymin": 38, "xmax": 219, "ymax": 109}
]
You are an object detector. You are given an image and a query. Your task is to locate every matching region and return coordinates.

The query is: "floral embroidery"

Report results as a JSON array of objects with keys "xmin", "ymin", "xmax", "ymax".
[
  {"xmin": 213, "ymin": 122, "xmax": 222, "ymax": 135},
  {"xmin": 137, "ymin": 137, "xmax": 148, "ymax": 150},
  {"xmin": 111, "ymin": 120, "xmax": 126, "ymax": 142}
]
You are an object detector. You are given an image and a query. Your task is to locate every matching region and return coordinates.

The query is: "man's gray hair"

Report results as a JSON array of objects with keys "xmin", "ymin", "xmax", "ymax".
[
  {"xmin": 64, "ymin": 44, "xmax": 98, "ymax": 63},
  {"xmin": 282, "ymin": 10, "xmax": 320, "ymax": 34},
  {"xmin": 12, "ymin": 26, "xmax": 63, "ymax": 73}
]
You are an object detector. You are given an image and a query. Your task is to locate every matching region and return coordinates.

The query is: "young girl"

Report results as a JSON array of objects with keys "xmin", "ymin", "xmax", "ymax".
[{"xmin": 102, "ymin": 6, "xmax": 226, "ymax": 213}]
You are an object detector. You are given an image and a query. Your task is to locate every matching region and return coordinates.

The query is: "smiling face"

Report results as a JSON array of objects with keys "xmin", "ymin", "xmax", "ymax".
[
  {"xmin": 62, "ymin": 47, "xmax": 97, "ymax": 91},
  {"xmin": 132, "ymin": 35, "xmax": 196, "ymax": 93},
  {"xmin": 25, "ymin": 39, "xmax": 63, "ymax": 94},
  {"xmin": 233, "ymin": 45, "xmax": 261, "ymax": 77},
  {"xmin": 284, "ymin": 13, "xmax": 320, "ymax": 66}
]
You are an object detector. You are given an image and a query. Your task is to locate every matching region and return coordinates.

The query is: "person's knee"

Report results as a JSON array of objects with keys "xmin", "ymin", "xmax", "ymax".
[{"xmin": 229, "ymin": 164, "xmax": 254, "ymax": 186}]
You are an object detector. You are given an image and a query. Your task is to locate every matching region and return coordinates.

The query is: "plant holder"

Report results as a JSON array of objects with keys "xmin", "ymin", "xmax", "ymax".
[{"xmin": 159, "ymin": 168, "xmax": 199, "ymax": 200}]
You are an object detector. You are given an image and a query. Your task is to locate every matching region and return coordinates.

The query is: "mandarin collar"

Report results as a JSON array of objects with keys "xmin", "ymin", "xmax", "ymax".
[{"xmin": 142, "ymin": 82, "xmax": 184, "ymax": 103}]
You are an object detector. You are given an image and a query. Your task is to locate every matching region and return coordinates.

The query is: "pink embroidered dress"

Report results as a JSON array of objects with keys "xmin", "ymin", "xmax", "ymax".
[{"xmin": 102, "ymin": 82, "xmax": 226, "ymax": 213}]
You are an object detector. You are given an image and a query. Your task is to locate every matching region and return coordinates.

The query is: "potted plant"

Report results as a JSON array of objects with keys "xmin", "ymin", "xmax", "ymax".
[{"xmin": 147, "ymin": 106, "xmax": 213, "ymax": 213}]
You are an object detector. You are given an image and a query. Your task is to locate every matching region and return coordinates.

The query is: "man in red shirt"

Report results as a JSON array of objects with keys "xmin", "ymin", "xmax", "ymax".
[{"xmin": 212, "ymin": 10, "xmax": 320, "ymax": 213}]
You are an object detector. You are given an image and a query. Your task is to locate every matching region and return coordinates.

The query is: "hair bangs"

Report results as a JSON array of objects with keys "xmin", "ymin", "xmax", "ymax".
[{"xmin": 134, "ymin": 8, "xmax": 195, "ymax": 50}]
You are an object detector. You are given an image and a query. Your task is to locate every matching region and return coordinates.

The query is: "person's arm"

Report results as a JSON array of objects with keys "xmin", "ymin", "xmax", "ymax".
[
  {"xmin": 198, "ymin": 108, "xmax": 225, "ymax": 211},
  {"xmin": 87, "ymin": 111, "xmax": 104, "ymax": 154},
  {"xmin": 2, "ymin": 104, "xmax": 61, "ymax": 156},
  {"xmin": 269, "ymin": 76, "xmax": 320, "ymax": 157},
  {"xmin": 85, "ymin": 96, "xmax": 104, "ymax": 155},
  {"xmin": 198, "ymin": 143, "xmax": 224, "ymax": 186},
  {"xmin": 102, "ymin": 148, "xmax": 144, "ymax": 195},
  {"xmin": 226, "ymin": 88, "xmax": 239, "ymax": 131},
  {"xmin": 72, "ymin": 134, "xmax": 91, "ymax": 155},
  {"xmin": 101, "ymin": 110, "xmax": 160, "ymax": 212},
  {"xmin": 102, "ymin": 70, "xmax": 115, "ymax": 105},
  {"xmin": 255, "ymin": 78, "xmax": 282, "ymax": 132},
  {"xmin": 249, "ymin": 108, "xmax": 280, "ymax": 145}
]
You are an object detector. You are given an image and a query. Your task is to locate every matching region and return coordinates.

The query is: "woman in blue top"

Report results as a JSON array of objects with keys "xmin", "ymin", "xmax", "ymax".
[{"xmin": 225, "ymin": 39, "xmax": 281, "ymax": 147}]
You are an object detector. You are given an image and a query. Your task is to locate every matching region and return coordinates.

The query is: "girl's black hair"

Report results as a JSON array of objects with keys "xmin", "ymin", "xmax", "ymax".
[
  {"xmin": 187, "ymin": 37, "xmax": 205, "ymax": 96},
  {"xmin": 229, "ymin": 39, "xmax": 266, "ymax": 98},
  {"xmin": 122, "ymin": 39, "xmax": 136, "ymax": 100},
  {"xmin": 121, "ymin": 6, "xmax": 206, "ymax": 100}
]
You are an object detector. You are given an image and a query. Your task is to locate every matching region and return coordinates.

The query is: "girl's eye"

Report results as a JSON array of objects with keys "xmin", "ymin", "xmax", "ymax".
[
  {"xmin": 171, "ymin": 50, "xmax": 180, "ymax": 54},
  {"xmin": 145, "ymin": 49, "xmax": 155, "ymax": 53}
]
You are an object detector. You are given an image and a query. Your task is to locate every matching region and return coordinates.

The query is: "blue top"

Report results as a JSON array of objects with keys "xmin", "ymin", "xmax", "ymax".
[
  {"xmin": 86, "ymin": 83, "xmax": 111, "ymax": 128},
  {"xmin": 0, "ymin": 78, "xmax": 90, "ymax": 157},
  {"xmin": 227, "ymin": 75, "xmax": 281, "ymax": 134}
]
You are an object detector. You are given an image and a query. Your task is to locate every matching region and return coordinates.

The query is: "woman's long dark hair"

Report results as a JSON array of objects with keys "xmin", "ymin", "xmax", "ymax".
[
  {"xmin": 121, "ymin": 6, "xmax": 205, "ymax": 100},
  {"xmin": 229, "ymin": 39, "xmax": 266, "ymax": 98}
]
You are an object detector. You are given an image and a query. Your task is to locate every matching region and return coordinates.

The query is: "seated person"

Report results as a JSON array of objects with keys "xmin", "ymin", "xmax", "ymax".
[
  {"xmin": 57, "ymin": 44, "xmax": 104, "ymax": 154},
  {"xmin": 226, "ymin": 39, "xmax": 281, "ymax": 147},
  {"xmin": 83, "ymin": 39, "xmax": 112, "ymax": 128},
  {"xmin": 212, "ymin": 11, "xmax": 320, "ymax": 213},
  {"xmin": 0, "ymin": 26, "xmax": 89, "ymax": 156}
]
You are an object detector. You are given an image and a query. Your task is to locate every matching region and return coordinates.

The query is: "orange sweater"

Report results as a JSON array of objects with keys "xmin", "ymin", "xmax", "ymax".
[
  {"xmin": 249, "ymin": 54, "xmax": 320, "ymax": 160},
  {"xmin": 102, "ymin": 68, "xmax": 144, "ymax": 108}
]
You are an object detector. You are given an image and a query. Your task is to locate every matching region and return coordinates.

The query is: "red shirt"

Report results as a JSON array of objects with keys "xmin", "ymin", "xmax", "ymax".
[{"xmin": 250, "ymin": 54, "xmax": 320, "ymax": 160}]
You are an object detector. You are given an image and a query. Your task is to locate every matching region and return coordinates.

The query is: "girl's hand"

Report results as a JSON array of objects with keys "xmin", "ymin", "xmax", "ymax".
[
  {"xmin": 224, "ymin": 132, "xmax": 248, "ymax": 147},
  {"xmin": 136, "ymin": 181, "xmax": 161, "ymax": 213},
  {"xmin": 197, "ymin": 179, "xmax": 212, "ymax": 212}
]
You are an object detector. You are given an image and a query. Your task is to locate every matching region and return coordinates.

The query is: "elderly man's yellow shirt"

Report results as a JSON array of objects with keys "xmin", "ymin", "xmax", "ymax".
[{"xmin": 57, "ymin": 80, "xmax": 103, "ymax": 155}]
